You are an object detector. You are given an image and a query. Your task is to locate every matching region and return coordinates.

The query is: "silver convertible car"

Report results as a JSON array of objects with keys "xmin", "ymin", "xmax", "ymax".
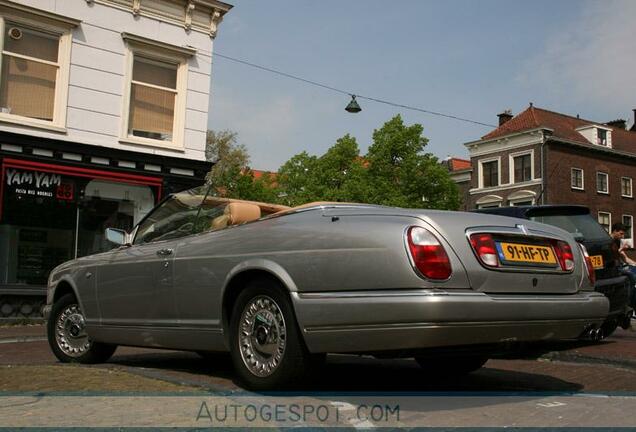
[{"xmin": 44, "ymin": 185, "xmax": 608, "ymax": 389}]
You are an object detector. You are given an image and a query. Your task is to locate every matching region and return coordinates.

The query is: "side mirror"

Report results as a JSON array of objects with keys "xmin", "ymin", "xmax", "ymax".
[{"xmin": 105, "ymin": 228, "xmax": 130, "ymax": 246}]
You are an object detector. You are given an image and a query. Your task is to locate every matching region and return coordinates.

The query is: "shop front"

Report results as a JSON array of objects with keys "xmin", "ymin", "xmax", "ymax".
[
  {"xmin": 0, "ymin": 134, "xmax": 211, "ymax": 320},
  {"xmin": 1, "ymin": 157, "xmax": 161, "ymax": 286}
]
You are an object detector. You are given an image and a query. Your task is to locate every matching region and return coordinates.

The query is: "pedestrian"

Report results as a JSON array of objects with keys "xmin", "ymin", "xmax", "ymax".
[{"xmin": 611, "ymin": 223, "xmax": 636, "ymax": 309}]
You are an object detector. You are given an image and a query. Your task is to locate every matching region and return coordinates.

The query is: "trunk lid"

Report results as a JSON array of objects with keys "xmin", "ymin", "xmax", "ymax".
[{"xmin": 417, "ymin": 211, "xmax": 584, "ymax": 294}]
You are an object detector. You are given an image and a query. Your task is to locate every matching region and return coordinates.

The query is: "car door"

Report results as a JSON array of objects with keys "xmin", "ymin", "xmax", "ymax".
[
  {"xmin": 172, "ymin": 197, "xmax": 230, "ymax": 330},
  {"xmin": 95, "ymin": 187, "xmax": 208, "ymax": 328}
]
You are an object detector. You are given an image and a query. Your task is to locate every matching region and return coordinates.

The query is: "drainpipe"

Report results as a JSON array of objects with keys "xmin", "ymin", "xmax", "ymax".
[{"xmin": 541, "ymin": 131, "xmax": 546, "ymax": 204}]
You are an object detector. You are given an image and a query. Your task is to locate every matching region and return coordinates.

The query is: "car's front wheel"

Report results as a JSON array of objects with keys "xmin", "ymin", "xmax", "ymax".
[
  {"xmin": 415, "ymin": 355, "xmax": 488, "ymax": 375},
  {"xmin": 47, "ymin": 293, "xmax": 117, "ymax": 364},
  {"xmin": 229, "ymin": 280, "xmax": 311, "ymax": 390}
]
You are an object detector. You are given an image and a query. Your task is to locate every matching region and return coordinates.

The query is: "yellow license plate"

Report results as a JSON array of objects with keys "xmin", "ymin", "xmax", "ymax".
[
  {"xmin": 590, "ymin": 255, "xmax": 604, "ymax": 269},
  {"xmin": 499, "ymin": 242, "xmax": 557, "ymax": 265}
]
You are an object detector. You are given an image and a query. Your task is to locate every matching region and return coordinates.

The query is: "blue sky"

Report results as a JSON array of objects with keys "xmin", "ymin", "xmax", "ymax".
[{"xmin": 208, "ymin": 0, "xmax": 636, "ymax": 171}]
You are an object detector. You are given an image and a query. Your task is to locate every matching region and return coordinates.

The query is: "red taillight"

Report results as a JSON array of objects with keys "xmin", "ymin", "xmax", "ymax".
[
  {"xmin": 552, "ymin": 240, "xmax": 575, "ymax": 272},
  {"xmin": 579, "ymin": 243, "xmax": 596, "ymax": 285},
  {"xmin": 407, "ymin": 226, "xmax": 452, "ymax": 280},
  {"xmin": 469, "ymin": 233, "xmax": 499, "ymax": 267}
]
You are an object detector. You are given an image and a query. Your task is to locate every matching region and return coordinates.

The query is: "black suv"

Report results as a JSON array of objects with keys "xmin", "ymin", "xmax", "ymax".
[{"xmin": 475, "ymin": 205, "xmax": 631, "ymax": 338}]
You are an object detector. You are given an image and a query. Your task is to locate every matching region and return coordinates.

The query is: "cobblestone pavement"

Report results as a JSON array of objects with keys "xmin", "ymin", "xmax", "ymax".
[
  {"xmin": 4, "ymin": 325, "xmax": 636, "ymax": 427},
  {"xmin": 2, "ymin": 324, "xmax": 636, "ymax": 392}
]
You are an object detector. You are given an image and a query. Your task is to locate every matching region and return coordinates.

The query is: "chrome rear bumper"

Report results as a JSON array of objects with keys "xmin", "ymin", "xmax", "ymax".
[{"xmin": 292, "ymin": 290, "xmax": 609, "ymax": 353}]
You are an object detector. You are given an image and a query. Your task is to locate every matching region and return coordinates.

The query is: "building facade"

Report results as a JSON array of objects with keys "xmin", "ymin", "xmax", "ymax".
[
  {"xmin": 442, "ymin": 157, "xmax": 471, "ymax": 211},
  {"xmin": 464, "ymin": 105, "xmax": 636, "ymax": 240},
  {"xmin": 0, "ymin": 0, "xmax": 232, "ymax": 319}
]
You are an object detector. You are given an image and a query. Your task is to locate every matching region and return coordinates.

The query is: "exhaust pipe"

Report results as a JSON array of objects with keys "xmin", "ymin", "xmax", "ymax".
[{"xmin": 581, "ymin": 326, "xmax": 602, "ymax": 341}]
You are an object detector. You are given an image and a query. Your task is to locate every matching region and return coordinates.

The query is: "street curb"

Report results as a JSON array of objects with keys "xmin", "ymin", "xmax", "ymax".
[
  {"xmin": 541, "ymin": 350, "xmax": 636, "ymax": 371},
  {"xmin": 0, "ymin": 336, "xmax": 47, "ymax": 344}
]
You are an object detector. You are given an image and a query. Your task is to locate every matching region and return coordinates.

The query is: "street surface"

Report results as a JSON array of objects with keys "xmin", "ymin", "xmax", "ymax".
[{"xmin": 4, "ymin": 324, "xmax": 636, "ymax": 427}]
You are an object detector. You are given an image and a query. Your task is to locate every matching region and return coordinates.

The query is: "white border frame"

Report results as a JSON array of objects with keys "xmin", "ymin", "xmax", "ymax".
[
  {"xmin": 508, "ymin": 149, "xmax": 534, "ymax": 184},
  {"xmin": 571, "ymin": 167, "xmax": 584, "ymax": 191},
  {"xmin": 478, "ymin": 156, "xmax": 501, "ymax": 189},
  {"xmin": 621, "ymin": 177, "xmax": 633, "ymax": 198},
  {"xmin": 0, "ymin": 11, "xmax": 73, "ymax": 133},
  {"xmin": 623, "ymin": 214, "xmax": 633, "ymax": 243},
  {"xmin": 596, "ymin": 171, "xmax": 609, "ymax": 194},
  {"xmin": 598, "ymin": 211, "xmax": 611, "ymax": 233},
  {"xmin": 120, "ymin": 35, "xmax": 191, "ymax": 151}
]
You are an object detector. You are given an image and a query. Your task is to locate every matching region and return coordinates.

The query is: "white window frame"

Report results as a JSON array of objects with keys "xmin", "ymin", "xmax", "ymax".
[
  {"xmin": 623, "ymin": 215, "xmax": 633, "ymax": 243},
  {"xmin": 596, "ymin": 171, "xmax": 609, "ymax": 194},
  {"xmin": 621, "ymin": 176, "xmax": 633, "ymax": 198},
  {"xmin": 598, "ymin": 211, "xmax": 611, "ymax": 233},
  {"xmin": 478, "ymin": 156, "xmax": 501, "ymax": 189},
  {"xmin": 571, "ymin": 167, "xmax": 584, "ymax": 191},
  {"xmin": 120, "ymin": 33, "xmax": 194, "ymax": 150},
  {"xmin": 508, "ymin": 150, "xmax": 534, "ymax": 184},
  {"xmin": 0, "ymin": 9, "xmax": 75, "ymax": 133}
]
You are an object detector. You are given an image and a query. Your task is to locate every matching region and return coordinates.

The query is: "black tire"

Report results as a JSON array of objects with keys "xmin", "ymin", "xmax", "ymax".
[
  {"xmin": 47, "ymin": 293, "xmax": 117, "ymax": 364},
  {"xmin": 620, "ymin": 312, "xmax": 633, "ymax": 330},
  {"xmin": 600, "ymin": 319, "xmax": 619, "ymax": 339},
  {"xmin": 415, "ymin": 355, "xmax": 488, "ymax": 375},
  {"xmin": 229, "ymin": 279, "xmax": 311, "ymax": 390}
]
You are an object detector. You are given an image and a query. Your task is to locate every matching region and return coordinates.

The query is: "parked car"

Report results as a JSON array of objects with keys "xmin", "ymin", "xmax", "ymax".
[
  {"xmin": 475, "ymin": 205, "xmax": 631, "ymax": 337},
  {"xmin": 44, "ymin": 186, "xmax": 608, "ymax": 389}
]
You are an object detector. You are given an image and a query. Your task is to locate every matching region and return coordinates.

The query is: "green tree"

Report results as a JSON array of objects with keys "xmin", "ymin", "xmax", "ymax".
[
  {"xmin": 365, "ymin": 115, "xmax": 459, "ymax": 209},
  {"xmin": 276, "ymin": 151, "xmax": 320, "ymax": 206},
  {"xmin": 204, "ymin": 130, "xmax": 283, "ymax": 203},
  {"xmin": 275, "ymin": 115, "xmax": 460, "ymax": 210},
  {"xmin": 205, "ymin": 130, "xmax": 249, "ymax": 194}
]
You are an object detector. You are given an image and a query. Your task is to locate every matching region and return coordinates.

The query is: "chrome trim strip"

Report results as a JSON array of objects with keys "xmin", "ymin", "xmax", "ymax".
[
  {"xmin": 95, "ymin": 324, "xmax": 223, "ymax": 332},
  {"xmin": 295, "ymin": 289, "xmax": 464, "ymax": 299},
  {"xmin": 304, "ymin": 318, "xmax": 598, "ymax": 333}
]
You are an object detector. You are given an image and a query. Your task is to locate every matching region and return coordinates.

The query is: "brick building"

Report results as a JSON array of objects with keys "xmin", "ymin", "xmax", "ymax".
[
  {"xmin": 442, "ymin": 157, "xmax": 471, "ymax": 211},
  {"xmin": 464, "ymin": 105, "xmax": 636, "ymax": 239}
]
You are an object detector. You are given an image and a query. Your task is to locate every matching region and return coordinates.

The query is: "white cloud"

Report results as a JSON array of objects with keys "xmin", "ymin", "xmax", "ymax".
[{"xmin": 519, "ymin": 0, "xmax": 636, "ymax": 115}]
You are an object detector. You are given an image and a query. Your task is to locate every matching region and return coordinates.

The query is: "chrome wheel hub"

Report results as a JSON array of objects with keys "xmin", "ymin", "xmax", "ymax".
[
  {"xmin": 238, "ymin": 295, "xmax": 286, "ymax": 377},
  {"xmin": 55, "ymin": 304, "xmax": 90, "ymax": 357}
]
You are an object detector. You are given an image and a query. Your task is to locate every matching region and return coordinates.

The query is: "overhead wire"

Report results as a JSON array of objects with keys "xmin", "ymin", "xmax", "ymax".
[{"xmin": 213, "ymin": 52, "xmax": 497, "ymax": 128}]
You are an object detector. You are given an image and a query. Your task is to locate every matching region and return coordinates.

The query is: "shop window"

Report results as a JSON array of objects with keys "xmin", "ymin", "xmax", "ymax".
[
  {"xmin": 121, "ymin": 34, "xmax": 193, "ymax": 149},
  {"xmin": 0, "ymin": 13, "xmax": 72, "ymax": 130},
  {"xmin": 0, "ymin": 169, "xmax": 76, "ymax": 285},
  {"xmin": 0, "ymin": 164, "xmax": 160, "ymax": 286}
]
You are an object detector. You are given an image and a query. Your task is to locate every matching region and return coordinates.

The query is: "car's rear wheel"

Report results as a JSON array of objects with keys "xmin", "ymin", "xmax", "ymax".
[
  {"xmin": 47, "ymin": 293, "xmax": 117, "ymax": 364},
  {"xmin": 229, "ymin": 279, "xmax": 310, "ymax": 390},
  {"xmin": 415, "ymin": 355, "xmax": 488, "ymax": 375},
  {"xmin": 600, "ymin": 319, "xmax": 619, "ymax": 339}
]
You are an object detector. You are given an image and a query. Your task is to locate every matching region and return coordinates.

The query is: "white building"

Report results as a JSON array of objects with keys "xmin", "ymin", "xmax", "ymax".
[{"xmin": 0, "ymin": 0, "xmax": 232, "ymax": 318}]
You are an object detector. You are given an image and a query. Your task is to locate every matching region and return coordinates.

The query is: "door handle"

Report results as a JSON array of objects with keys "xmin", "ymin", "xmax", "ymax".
[{"xmin": 156, "ymin": 248, "xmax": 174, "ymax": 256}]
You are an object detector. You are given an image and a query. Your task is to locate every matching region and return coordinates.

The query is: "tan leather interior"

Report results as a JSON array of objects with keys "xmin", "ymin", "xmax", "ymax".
[
  {"xmin": 210, "ymin": 202, "xmax": 262, "ymax": 230},
  {"xmin": 227, "ymin": 202, "xmax": 261, "ymax": 224}
]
